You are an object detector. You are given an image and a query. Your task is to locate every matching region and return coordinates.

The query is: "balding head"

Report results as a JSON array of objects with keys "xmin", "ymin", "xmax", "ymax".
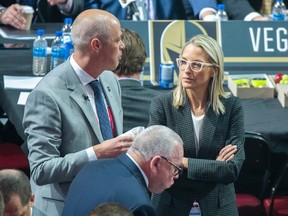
[
  {"xmin": 72, "ymin": 9, "xmax": 120, "ymax": 52},
  {"xmin": 0, "ymin": 169, "xmax": 32, "ymax": 206}
]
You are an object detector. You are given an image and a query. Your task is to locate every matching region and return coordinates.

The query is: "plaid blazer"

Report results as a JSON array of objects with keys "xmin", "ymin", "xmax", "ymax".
[{"xmin": 149, "ymin": 91, "xmax": 245, "ymax": 216}]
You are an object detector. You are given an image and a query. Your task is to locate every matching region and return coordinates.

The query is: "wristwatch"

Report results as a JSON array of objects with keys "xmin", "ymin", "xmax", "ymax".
[{"xmin": 0, "ymin": 7, "xmax": 6, "ymax": 22}]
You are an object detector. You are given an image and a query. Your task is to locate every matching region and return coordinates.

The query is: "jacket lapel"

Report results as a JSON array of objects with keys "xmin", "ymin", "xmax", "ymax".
[
  {"xmin": 65, "ymin": 63, "xmax": 104, "ymax": 141},
  {"xmin": 175, "ymin": 95, "xmax": 197, "ymax": 158},
  {"xmin": 198, "ymin": 105, "xmax": 217, "ymax": 157}
]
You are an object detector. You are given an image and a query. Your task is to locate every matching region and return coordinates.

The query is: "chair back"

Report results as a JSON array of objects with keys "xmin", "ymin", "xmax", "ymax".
[
  {"xmin": 265, "ymin": 157, "xmax": 288, "ymax": 216},
  {"xmin": 235, "ymin": 131, "xmax": 272, "ymax": 200}
]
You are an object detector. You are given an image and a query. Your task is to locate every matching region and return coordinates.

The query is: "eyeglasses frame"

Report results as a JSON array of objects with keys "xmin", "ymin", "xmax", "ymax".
[
  {"xmin": 160, "ymin": 156, "xmax": 183, "ymax": 176},
  {"xmin": 176, "ymin": 58, "xmax": 218, "ymax": 73}
]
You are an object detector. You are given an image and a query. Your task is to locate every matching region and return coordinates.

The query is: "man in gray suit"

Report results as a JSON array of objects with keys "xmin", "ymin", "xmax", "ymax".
[
  {"xmin": 114, "ymin": 28, "xmax": 161, "ymax": 132},
  {"xmin": 23, "ymin": 9, "xmax": 132, "ymax": 216}
]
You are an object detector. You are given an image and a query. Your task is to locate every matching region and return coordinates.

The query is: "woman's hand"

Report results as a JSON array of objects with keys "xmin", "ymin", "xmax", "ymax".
[{"xmin": 216, "ymin": 144, "xmax": 238, "ymax": 162}]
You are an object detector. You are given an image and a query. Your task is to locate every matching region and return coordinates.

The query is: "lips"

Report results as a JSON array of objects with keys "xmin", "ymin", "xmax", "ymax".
[{"xmin": 183, "ymin": 77, "xmax": 194, "ymax": 81}]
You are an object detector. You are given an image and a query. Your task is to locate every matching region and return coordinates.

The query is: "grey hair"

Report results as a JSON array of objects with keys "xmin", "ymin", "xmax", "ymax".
[
  {"xmin": 130, "ymin": 125, "xmax": 183, "ymax": 160},
  {"xmin": 71, "ymin": 13, "xmax": 113, "ymax": 51}
]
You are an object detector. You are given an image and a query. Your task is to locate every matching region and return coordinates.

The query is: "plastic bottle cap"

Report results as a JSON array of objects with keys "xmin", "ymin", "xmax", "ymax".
[
  {"xmin": 64, "ymin": 18, "xmax": 72, "ymax": 24},
  {"xmin": 218, "ymin": 4, "xmax": 225, "ymax": 10},
  {"xmin": 55, "ymin": 31, "xmax": 63, "ymax": 37},
  {"xmin": 37, "ymin": 29, "xmax": 44, "ymax": 36}
]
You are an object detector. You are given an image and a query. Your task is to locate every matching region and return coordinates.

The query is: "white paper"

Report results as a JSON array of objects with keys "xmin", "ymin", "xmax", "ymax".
[
  {"xmin": 17, "ymin": 92, "xmax": 30, "ymax": 105},
  {"xmin": 4, "ymin": 76, "xmax": 42, "ymax": 89}
]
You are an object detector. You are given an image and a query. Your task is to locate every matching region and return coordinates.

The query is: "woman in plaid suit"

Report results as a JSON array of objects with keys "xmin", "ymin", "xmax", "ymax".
[{"xmin": 149, "ymin": 34, "xmax": 245, "ymax": 216}]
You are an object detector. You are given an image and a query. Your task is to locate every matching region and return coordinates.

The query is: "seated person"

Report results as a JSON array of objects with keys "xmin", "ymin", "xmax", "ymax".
[
  {"xmin": 222, "ymin": 0, "xmax": 288, "ymax": 21},
  {"xmin": 88, "ymin": 203, "xmax": 133, "ymax": 216},
  {"xmin": 0, "ymin": 169, "xmax": 47, "ymax": 216},
  {"xmin": 113, "ymin": 28, "xmax": 161, "ymax": 132},
  {"xmin": 0, "ymin": 0, "xmax": 82, "ymax": 27}
]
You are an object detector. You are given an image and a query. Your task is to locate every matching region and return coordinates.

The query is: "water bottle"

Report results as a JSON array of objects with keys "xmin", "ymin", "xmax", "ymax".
[
  {"xmin": 62, "ymin": 18, "xmax": 74, "ymax": 60},
  {"xmin": 32, "ymin": 29, "xmax": 48, "ymax": 76},
  {"xmin": 272, "ymin": 0, "xmax": 286, "ymax": 21},
  {"xmin": 50, "ymin": 31, "xmax": 65, "ymax": 70},
  {"xmin": 215, "ymin": 4, "xmax": 228, "ymax": 21},
  {"xmin": 189, "ymin": 201, "xmax": 201, "ymax": 216},
  {"xmin": 159, "ymin": 61, "xmax": 174, "ymax": 89}
]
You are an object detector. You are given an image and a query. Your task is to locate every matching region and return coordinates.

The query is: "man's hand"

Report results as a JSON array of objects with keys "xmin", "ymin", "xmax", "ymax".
[
  {"xmin": 0, "ymin": 4, "xmax": 26, "ymax": 29},
  {"xmin": 47, "ymin": 0, "xmax": 68, "ymax": 6},
  {"xmin": 93, "ymin": 135, "xmax": 133, "ymax": 159}
]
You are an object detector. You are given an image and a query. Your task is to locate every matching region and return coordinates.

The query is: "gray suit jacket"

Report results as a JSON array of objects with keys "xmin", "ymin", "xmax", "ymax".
[
  {"xmin": 23, "ymin": 61, "xmax": 123, "ymax": 216},
  {"xmin": 149, "ymin": 91, "xmax": 245, "ymax": 216}
]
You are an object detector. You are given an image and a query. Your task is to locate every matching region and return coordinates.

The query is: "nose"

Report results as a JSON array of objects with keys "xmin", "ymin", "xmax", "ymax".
[
  {"xmin": 120, "ymin": 40, "xmax": 125, "ymax": 50},
  {"xmin": 173, "ymin": 174, "xmax": 180, "ymax": 179}
]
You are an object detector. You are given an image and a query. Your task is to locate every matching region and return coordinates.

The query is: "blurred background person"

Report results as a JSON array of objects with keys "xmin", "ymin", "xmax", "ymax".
[
  {"xmin": 0, "ymin": 0, "xmax": 83, "ymax": 28},
  {"xmin": 221, "ymin": 0, "xmax": 288, "ymax": 20},
  {"xmin": 62, "ymin": 125, "xmax": 184, "ymax": 216},
  {"xmin": 0, "ymin": 169, "xmax": 47, "ymax": 216},
  {"xmin": 149, "ymin": 34, "xmax": 245, "ymax": 215},
  {"xmin": 88, "ymin": 203, "xmax": 133, "ymax": 216},
  {"xmin": 114, "ymin": 28, "xmax": 161, "ymax": 132},
  {"xmin": 184, "ymin": 0, "xmax": 218, "ymax": 20},
  {"xmin": 56, "ymin": 0, "xmax": 186, "ymax": 20}
]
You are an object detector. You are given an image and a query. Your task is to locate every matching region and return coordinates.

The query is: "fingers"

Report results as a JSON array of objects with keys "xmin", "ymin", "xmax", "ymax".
[
  {"xmin": 1, "ymin": 4, "xmax": 26, "ymax": 29},
  {"xmin": 47, "ymin": 0, "xmax": 57, "ymax": 6},
  {"xmin": 47, "ymin": 0, "xmax": 67, "ymax": 5},
  {"xmin": 216, "ymin": 145, "xmax": 238, "ymax": 161},
  {"xmin": 93, "ymin": 136, "xmax": 133, "ymax": 159},
  {"xmin": 218, "ymin": 144, "xmax": 233, "ymax": 156}
]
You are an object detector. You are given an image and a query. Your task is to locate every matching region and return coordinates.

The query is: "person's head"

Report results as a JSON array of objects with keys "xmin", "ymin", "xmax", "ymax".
[
  {"xmin": 88, "ymin": 202, "xmax": 133, "ymax": 216},
  {"xmin": 0, "ymin": 169, "xmax": 34, "ymax": 216},
  {"xmin": 71, "ymin": 9, "xmax": 125, "ymax": 77},
  {"xmin": 113, "ymin": 28, "xmax": 147, "ymax": 78},
  {"xmin": 174, "ymin": 34, "xmax": 229, "ymax": 115},
  {"xmin": 128, "ymin": 125, "xmax": 184, "ymax": 194}
]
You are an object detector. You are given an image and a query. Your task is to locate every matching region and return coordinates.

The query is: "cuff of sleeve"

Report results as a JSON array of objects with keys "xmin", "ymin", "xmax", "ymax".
[
  {"xmin": 199, "ymin": 8, "xmax": 217, "ymax": 20},
  {"xmin": 86, "ymin": 147, "xmax": 98, "ymax": 161},
  {"xmin": 244, "ymin": 12, "xmax": 262, "ymax": 21},
  {"xmin": 203, "ymin": 14, "xmax": 216, "ymax": 21}
]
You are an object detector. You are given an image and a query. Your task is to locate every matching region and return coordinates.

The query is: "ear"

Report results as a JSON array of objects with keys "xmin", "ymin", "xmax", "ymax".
[
  {"xmin": 150, "ymin": 155, "xmax": 161, "ymax": 172},
  {"xmin": 210, "ymin": 66, "xmax": 218, "ymax": 78},
  {"xmin": 91, "ymin": 38, "xmax": 101, "ymax": 51},
  {"xmin": 29, "ymin": 193, "xmax": 35, "ymax": 208}
]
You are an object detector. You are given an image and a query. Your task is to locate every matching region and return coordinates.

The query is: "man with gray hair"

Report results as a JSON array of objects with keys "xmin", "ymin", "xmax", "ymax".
[{"xmin": 62, "ymin": 125, "xmax": 184, "ymax": 216}]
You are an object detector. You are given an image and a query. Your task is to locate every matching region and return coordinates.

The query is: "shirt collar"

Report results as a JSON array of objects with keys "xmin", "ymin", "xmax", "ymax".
[{"xmin": 126, "ymin": 153, "xmax": 149, "ymax": 187}]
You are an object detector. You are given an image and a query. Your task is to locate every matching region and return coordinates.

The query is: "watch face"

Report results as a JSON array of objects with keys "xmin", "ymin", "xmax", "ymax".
[{"xmin": 0, "ymin": 7, "xmax": 6, "ymax": 15}]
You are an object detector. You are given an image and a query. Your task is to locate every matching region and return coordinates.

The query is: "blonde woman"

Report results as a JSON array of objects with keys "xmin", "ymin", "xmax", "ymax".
[{"xmin": 149, "ymin": 34, "xmax": 245, "ymax": 216}]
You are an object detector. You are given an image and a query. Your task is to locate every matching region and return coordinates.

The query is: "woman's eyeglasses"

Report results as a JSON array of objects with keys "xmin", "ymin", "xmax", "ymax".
[{"xmin": 176, "ymin": 58, "xmax": 218, "ymax": 73}]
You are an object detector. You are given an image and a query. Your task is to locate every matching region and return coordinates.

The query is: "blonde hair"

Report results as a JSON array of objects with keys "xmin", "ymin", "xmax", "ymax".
[{"xmin": 173, "ymin": 34, "xmax": 230, "ymax": 115}]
